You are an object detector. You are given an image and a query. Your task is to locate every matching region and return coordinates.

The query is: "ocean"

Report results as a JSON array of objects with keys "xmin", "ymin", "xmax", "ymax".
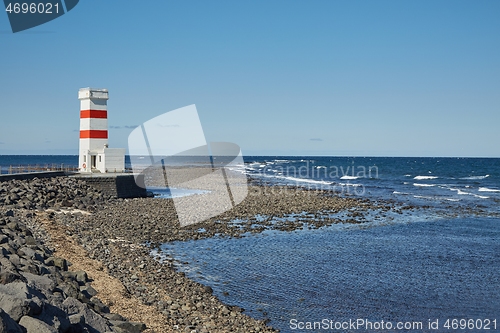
[
  {"xmin": 162, "ymin": 157, "xmax": 500, "ymax": 332},
  {"xmin": 2, "ymin": 155, "xmax": 499, "ymax": 332},
  {"xmin": 240, "ymin": 157, "xmax": 500, "ymax": 216}
]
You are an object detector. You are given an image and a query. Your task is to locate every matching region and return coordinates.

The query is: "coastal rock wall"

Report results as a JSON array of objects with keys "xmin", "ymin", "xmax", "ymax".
[
  {"xmin": 72, "ymin": 175, "xmax": 148, "ymax": 199},
  {"xmin": 0, "ymin": 209, "xmax": 146, "ymax": 333},
  {"xmin": 0, "ymin": 177, "xmax": 108, "ymax": 211},
  {"xmin": 0, "ymin": 172, "xmax": 68, "ymax": 182},
  {"xmin": 0, "ymin": 173, "xmax": 148, "ymax": 201}
]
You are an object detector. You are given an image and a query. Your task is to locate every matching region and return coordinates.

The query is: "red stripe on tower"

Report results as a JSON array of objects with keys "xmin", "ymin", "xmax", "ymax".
[
  {"xmin": 80, "ymin": 130, "xmax": 108, "ymax": 139},
  {"xmin": 80, "ymin": 110, "xmax": 108, "ymax": 119}
]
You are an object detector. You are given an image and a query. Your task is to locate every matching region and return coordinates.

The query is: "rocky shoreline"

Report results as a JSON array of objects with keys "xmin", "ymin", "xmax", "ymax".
[
  {"xmin": 0, "ymin": 176, "xmax": 402, "ymax": 332},
  {"xmin": 0, "ymin": 178, "xmax": 149, "ymax": 333},
  {"xmin": 0, "ymin": 207, "xmax": 149, "ymax": 333}
]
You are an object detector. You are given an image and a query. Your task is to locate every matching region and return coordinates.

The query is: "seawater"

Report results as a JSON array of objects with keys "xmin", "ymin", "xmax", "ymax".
[
  {"xmin": 161, "ymin": 218, "xmax": 499, "ymax": 332},
  {"xmin": 242, "ymin": 157, "xmax": 500, "ymax": 216},
  {"xmin": 159, "ymin": 157, "xmax": 500, "ymax": 332},
  {"xmin": 3, "ymin": 156, "xmax": 499, "ymax": 332}
]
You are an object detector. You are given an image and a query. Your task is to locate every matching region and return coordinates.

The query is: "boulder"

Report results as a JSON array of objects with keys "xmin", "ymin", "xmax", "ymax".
[
  {"xmin": 44, "ymin": 257, "xmax": 67, "ymax": 271},
  {"xmin": 21, "ymin": 272, "xmax": 56, "ymax": 294},
  {"xmin": 0, "ymin": 259, "xmax": 15, "ymax": 271},
  {"xmin": 0, "ymin": 294, "xmax": 30, "ymax": 322},
  {"xmin": 0, "ymin": 248, "xmax": 10, "ymax": 258},
  {"xmin": 18, "ymin": 316, "xmax": 57, "ymax": 333},
  {"xmin": 0, "ymin": 309, "xmax": 23, "ymax": 333},
  {"xmin": 62, "ymin": 297, "xmax": 113, "ymax": 332},
  {"xmin": 90, "ymin": 297, "xmax": 109, "ymax": 314},
  {"xmin": 0, "ymin": 235, "xmax": 8, "ymax": 245},
  {"xmin": 68, "ymin": 313, "xmax": 84, "ymax": 325},
  {"xmin": 56, "ymin": 282, "xmax": 79, "ymax": 299},
  {"xmin": 80, "ymin": 285, "xmax": 98, "ymax": 300},
  {"xmin": 110, "ymin": 321, "xmax": 147, "ymax": 333},
  {"xmin": 0, "ymin": 281, "xmax": 45, "ymax": 318},
  {"xmin": 74, "ymin": 270, "xmax": 89, "ymax": 286},
  {"xmin": 0, "ymin": 270, "xmax": 23, "ymax": 285},
  {"xmin": 34, "ymin": 303, "xmax": 71, "ymax": 333}
]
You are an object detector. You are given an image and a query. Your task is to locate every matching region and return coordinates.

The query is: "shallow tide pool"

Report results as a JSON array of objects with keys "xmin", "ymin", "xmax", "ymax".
[{"xmin": 158, "ymin": 217, "xmax": 500, "ymax": 332}]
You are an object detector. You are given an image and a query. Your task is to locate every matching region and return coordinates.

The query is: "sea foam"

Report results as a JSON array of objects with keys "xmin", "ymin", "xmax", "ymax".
[
  {"xmin": 478, "ymin": 187, "xmax": 500, "ymax": 193},
  {"xmin": 413, "ymin": 176, "xmax": 438, "ymax": 180},
  {"xmin": 340, "ymin": 176, "xmax": 359, "ymax": 180},
  {"xmin": 280, "ymin": 176, "xmax": 331, "ymax": 186},
  {"xmin": 460, "ymin": 175, "xmax": 490, "ymax": 180}
]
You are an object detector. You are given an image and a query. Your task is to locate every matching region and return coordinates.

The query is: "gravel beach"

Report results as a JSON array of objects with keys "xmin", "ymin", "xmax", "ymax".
[{"xmin": 0, "ymin": 176, "xmax": 400, "ymax": 332}]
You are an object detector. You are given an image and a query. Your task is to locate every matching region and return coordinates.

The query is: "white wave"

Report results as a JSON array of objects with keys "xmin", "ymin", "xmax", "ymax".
[
  {"xmin": 478, "ymin": 187, "xmax": 500, "ymax": 193},
  {"xmin": 247, "ymin": 163, "xmax": 262, "ymax": 169},
  {"xmin": 340, "ymin": 176, "xmax": 359, "ymax": 180},
  {"xmin": 450, "ymin": 188, "xmax": 490, "ymax": 199},
  {"xmin": 413, "ymin": 195, "xmax": 435, "ymax": 200},
  {"xmin": 338, "ymin": 183, "xmax": 363, "ymax": 187},
  {"xmin": 280, "ymin": 176, "xmax": 331, "ymax": 185},
  {"xmin": 438, "ymin": 184, "xmax": 455, "ymax": 189},
  {"xmin": 460, "ymin": 175, "xmax": 490, "ymax": 180},
  {"xmin": 404, "ymin": 174, "xmax": 412, "ymax": 177},
  {"xmin": 228, "ymin": 167, "xmax": 247, "ymax": 174},
  {"xmin": 413, "ymin": 195, "xmax": 463, "ymax": 202},
  {"xmin": 413, "ymin": 183, "xmax": 435, "ymax": 187},
  {"xmin": 393, "ymin": 191, "xmax": 410, "ymax": 195},
  {"xmin": 413, "ymin": 176, "xmax": 438, "ymax": 180}
]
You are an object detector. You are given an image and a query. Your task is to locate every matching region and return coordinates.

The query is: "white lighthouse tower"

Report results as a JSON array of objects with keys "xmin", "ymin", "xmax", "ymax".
[{"xmin": 78, "ymin": 88, "xmax": 125, "ymax": 173}]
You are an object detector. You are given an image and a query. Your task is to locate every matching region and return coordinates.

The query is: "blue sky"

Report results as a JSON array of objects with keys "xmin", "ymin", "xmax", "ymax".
[{"xmin": 1, "ymin": 0, "xmax": 499, "ymax": 157}]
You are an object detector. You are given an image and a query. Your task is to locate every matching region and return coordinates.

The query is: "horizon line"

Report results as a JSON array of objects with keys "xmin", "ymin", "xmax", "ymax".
[{"xmin": 0, "ymin": 153, "xmax": 499, "ymax": 159}]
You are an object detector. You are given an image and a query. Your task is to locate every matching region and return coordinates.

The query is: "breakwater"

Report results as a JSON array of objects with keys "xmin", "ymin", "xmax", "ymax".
[{"xmin": 0, "ymin": 176, "xmax": 152, "ymax": 332}]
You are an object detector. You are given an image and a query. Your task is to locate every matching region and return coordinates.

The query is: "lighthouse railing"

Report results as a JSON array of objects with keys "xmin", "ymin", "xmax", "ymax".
[
  {"xmin": 0, "ymin": 165, "xmax": 134, "ymax": 175},
  {"xmin": 1, "ymin": 164, "xmax": 80, "ymax": 175}
]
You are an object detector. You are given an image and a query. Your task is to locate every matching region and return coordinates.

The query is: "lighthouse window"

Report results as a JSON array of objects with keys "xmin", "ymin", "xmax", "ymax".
[
  {"xmin": 99, "ymin": 156, "xmax": 101, "ymax": 162},
  {"xmin": 83, "ymin": 155, "xmax": 86, "ymax": 163}
]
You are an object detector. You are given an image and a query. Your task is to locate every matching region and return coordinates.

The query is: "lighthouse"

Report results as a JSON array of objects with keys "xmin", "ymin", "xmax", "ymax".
[{"xmin": 78, "ymin": 88, "xmax": 125, "ymax": 173}]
